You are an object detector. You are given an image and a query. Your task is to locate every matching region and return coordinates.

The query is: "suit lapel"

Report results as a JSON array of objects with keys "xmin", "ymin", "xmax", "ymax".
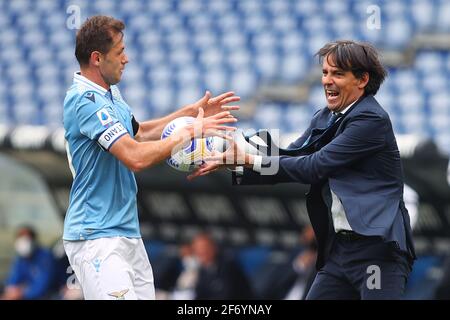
[{"xmin": 279, "ymin": 94, "xmax": 368, "ymax": 156}]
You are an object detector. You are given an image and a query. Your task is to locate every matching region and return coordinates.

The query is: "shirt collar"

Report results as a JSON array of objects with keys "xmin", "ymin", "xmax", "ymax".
[
  {"xmin": 73, "ymin": 72, "xmax": 108, "ymax": 96},
  {"xmin": 336, "ymin": 98, "xmax": 358, "ymax": 115},
  {"xmin": 338, "ymin": 98, "xmax": 360, "ymax": 115}
]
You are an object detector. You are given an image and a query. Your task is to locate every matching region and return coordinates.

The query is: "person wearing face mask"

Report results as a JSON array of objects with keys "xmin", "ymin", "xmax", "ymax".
[{"xmin": 1, "ymin": 226, "xmax": 56, "ymax": 300}]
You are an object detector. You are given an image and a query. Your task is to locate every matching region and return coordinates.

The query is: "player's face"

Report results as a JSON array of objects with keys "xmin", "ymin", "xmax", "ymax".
[
  {"xmin": 322, "ymin": 55, "xmax": 366, "ymax": 112},
  {"xmin": 99, "ymin": 33, "xmax": 128, "ymax": 86}
]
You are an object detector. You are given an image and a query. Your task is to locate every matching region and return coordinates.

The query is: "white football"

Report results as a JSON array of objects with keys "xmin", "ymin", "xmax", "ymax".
[{"xmin": 161, "ymin": 116, "xmax": 215, "ymax": 172}]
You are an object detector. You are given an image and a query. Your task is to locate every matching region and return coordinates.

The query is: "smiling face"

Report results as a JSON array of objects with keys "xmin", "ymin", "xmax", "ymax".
[
  {"xmin": 322, "ymin": 54, "xmax": 368, "ymax": 112},
  {"xmin": 98, "ymin": 32, "xmax": 128, "ymax": 86}
]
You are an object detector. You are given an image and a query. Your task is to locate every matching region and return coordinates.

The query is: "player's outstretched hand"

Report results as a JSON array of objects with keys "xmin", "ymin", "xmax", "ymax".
[
  {"xmin": 190, "ymin": 91, "xmax": 240, "ymax": 117},
  {"xmin": 193, "ymin": 107, "xmax": 237, "ymax": 140}
]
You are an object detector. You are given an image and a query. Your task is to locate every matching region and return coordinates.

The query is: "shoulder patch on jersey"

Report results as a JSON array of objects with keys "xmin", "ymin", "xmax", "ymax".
[
  {"xmin": 96, "ymin": 108, "xmax": 114, "ymax": 127},
  {"xmin": 85, "ymin": 92, "xmax": 96, "ymax": 103}
]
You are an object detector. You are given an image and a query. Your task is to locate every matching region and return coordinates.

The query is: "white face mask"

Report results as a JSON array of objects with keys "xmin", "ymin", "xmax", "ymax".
[
  {"xmin": 183, "ymin": 256, "xmax": 199, "ymax": 270},
  {"xmin": 14, "ymin": 236, "xmax": 34, "ymax": 258}
]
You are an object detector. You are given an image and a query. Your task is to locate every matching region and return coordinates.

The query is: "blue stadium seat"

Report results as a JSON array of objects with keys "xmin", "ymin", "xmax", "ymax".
[
  {"xmin": 403, "ymin": 255, "xmax": 443, "ymax": 299},
  {"xmin": 0, "ymin": 0, "xmax": 448, "ymax": 154},
  {"xmin": 236, "ymin": 245, "xmax": 272, "ymax": 278},
  {"xmin": 411, "ymin": 0, "xmax": 435, "ymax": 31},
  {"xmin": 254, "ymin": 103, "xmax": 283, "ymax": 130},
  {"xmin": 436, "ymin": 1, "xmax": 450, "ymax": 31}
]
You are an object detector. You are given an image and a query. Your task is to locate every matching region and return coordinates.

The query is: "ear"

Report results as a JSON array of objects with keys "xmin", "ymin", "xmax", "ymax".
[
  {"xmin": 90, "ymin": 51, "xmax": 101, "ymax": 67},
  {"xmin": 358, "ymin": 72, "xmax": 369, "ymax": 89}
]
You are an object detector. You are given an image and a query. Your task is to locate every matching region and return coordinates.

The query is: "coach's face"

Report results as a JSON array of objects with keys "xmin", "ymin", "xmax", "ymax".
[
  {"xmin": 322, "ymin": 54, "xmax": 367, "ymax": 112},
  {"xmin": 99, "ymin": 32, "xmax": 128, "ymax": 86}
]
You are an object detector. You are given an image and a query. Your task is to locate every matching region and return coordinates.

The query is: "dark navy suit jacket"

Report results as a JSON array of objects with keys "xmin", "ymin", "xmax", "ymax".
[{"xmin": 232, "ymin": 95, "xmax": 416, "ymax": 269}]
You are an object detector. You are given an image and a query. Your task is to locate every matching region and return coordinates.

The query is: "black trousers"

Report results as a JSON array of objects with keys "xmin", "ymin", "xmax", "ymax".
[{"xmin": 306, "ymin": 233, "xmax": 412, "ymax": 300}]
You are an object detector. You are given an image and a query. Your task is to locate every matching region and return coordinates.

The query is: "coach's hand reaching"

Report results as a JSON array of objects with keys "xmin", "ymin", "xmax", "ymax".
[{"xmin": 187, "ymin": 137, "xmax": 254, "ymax": 181}]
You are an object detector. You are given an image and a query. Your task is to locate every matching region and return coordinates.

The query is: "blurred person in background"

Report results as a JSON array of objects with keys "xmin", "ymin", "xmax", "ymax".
[
  {"xmin": 433, "ymin": 256, "xmax": 450, "ymax": 299},
  {"xmin": 171, "ymin": 242, "xmax": 200, "ymax": 300},
  {"xmin": 284, "ymin": 225, "xmax": 318, "ymax": 300},
  {"xmin": 191, "ymin": 232, "xmax": 254, "ymax": 300},
  {"xmin": 254, "ymin": 225, "xmax": 317, "ymax": 300},
  {"xmin": 429, "ymin": 160, "xmax": 450, "ymax": 299},
  {"xmin": 62, "ymin": 15, "xmax": 239, "ymax": 300},
  {"xmin": 0, "ymin": 226, "xmax": 56, "ymax": 300},
  {"xmin": 403, "ymin": 184, "xmax": 419, "ymax": 229}
]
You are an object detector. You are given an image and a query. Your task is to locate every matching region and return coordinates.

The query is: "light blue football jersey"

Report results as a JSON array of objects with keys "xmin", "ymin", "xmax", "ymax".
[{"xmin": 63, "ymin": 72, "xmax": 140, "ymax": 240}]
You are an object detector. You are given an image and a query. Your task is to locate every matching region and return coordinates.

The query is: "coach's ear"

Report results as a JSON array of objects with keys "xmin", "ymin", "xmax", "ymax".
[{"xmin": 358, "ymin": 72, "xmax": 369, "ymax": 89}]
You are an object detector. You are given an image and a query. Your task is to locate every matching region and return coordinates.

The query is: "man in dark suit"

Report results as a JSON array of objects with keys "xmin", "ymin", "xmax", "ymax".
[
  {"xmin": 188, "ymin": 40, "xmax": 416, "ymax": 299},
  {"xmin": 191, "ymin": 232, "xmax": 254, "ymax": 300}
]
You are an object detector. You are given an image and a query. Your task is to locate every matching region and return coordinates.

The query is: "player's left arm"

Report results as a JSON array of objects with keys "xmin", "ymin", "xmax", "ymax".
[{"xmin": 134, "ymin": 91, "xmax": 239, "ymax": 142}]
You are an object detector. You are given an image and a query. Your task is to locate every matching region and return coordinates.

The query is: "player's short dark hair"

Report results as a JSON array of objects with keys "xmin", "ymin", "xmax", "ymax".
[
  {"xmin": 315, "ymin": 40, "xmax": 387, "ymax": 95},
  {"xmin": 75, "ymin": 15, "xmax": 125, "ymax": 66}
]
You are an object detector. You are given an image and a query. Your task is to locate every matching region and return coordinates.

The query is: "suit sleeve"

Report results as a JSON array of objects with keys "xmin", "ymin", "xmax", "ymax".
[
  {"xmin": 232, "ymin": 120, "xmax": 315, "ymax": 186},
  {"xmin": 75, "ymin": 91, "xmax": 128, "ymax": 151},
  {"xmin": 266, "ymin": 111, "xmax": 388, "ymax": 185}
]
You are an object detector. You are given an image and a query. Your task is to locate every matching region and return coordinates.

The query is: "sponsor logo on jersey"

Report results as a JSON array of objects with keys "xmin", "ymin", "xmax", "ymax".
[
  {"xmin": 85, "ymin": 92, "xmax": 96, "ymax": 103},
  {"xmin": 96, "ymin": 108, "xmax": 114, "ymax": 127}
]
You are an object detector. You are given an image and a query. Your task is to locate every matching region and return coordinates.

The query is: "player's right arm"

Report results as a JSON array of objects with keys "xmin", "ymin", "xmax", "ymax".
[
  {"xmin": 109, "ymin": 131, "xmax": 186, "ymax": 172},
  {"xmin": 75, "ymin": 91, "xmax": 236, "ymax": 173}
]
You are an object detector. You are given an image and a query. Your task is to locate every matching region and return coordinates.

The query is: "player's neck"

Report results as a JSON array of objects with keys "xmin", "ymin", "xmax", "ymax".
[{"xmin": 80, "ymin": 68, "xmax": 110, "ymax": 91}]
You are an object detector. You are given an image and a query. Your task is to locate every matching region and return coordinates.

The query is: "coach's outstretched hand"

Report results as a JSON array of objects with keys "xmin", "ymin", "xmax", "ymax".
[
  {"xmin": 187, "ymin": 137, "xmax": 251, "ymax": 181},
  {"xmin": 189, "ymin": 91, "xmax": 240, "ymax": 117}
]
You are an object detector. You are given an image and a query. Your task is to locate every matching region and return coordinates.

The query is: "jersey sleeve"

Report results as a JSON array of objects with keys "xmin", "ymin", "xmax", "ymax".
[{"xmin": 75, "ymin": 91, "xmax": 128, "ymax": 151}]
